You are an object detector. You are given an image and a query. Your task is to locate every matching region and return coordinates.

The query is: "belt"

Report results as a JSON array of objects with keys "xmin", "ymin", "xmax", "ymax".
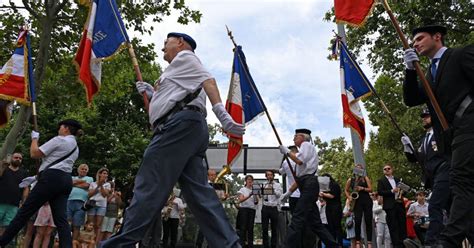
[{"xmin": 153, "ymin": 105, "xmax": 203, "ymax": 129}]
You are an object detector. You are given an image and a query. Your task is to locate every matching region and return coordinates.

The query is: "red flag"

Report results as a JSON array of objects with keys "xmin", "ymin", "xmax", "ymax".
[{"xmin": 334, "ymin": 0, "xmax": 375, "ymax": 27}]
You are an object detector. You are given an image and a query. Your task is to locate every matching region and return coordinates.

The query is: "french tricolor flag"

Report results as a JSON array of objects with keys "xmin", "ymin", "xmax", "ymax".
[
  {"xmin": 74, "ymin": 0, "xmax": 129, "ymax": 104},
  {"xmin": 225, "ymin": 46, "xmax": 265, "ymax": 166}
]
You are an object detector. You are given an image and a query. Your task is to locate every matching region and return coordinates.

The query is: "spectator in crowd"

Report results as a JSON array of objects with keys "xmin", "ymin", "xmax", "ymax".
[
  {"xmin": 99, "ymin": 181, "xmax": 122, "ymax": 241},
  {"xmin": 317, "ymin": 197, "xmax": 329, "ymax": 248},
  {"xmin": 0, "ymin": 153, "xmax": 28, "ymax": 237},
  {"xmin": 261, "ymin": 170, "xmax": 282, "ymax": 248},
  {"xmin": 18, "ymin": 175, "xmax": 38, "ymax": 248},
  {"xmin": 372, "ymin": 193, "xmax": 391, "ymax": 248},
  {"xmin": 237, "ymin": 175, "xmax": 258, "ymax": 248},
  {"xmin": 343, "ymin": 198, "xmax": 356, "ymax": 248},
  {"xmin": 68, "ymin": 164, "xmax": 93, "ymax": 241},
  {"xmin": 377, "ymin": 164, "xmax": 407, "ymax": 248},
  {"xmin": 87, "ymin": 168, "xmax": 111, "ymax": 244},
  {"xmin": 320, "ymin": 173, "xmax": 343, "ymax": 246},
  {"xmin": 33, "ymin": 203, "xmax": 55, "ymax": 248},
  {"xmin": 161, "ymin": 190, "xmax": 185, "ymax": 248},
  {"xmin": 407, "ymin": 191, "xmax": 430, "ymax": 245},
  {"xmin": 404, "ymin": 197, "xmax": 418, "ymax": 243},
  {"xmin": 73, "ymin": 222, "xmax": 95, "ymax": 248},
  {"xmin": 344, "ymin": 164, "xmax": 373, "ymax": 248}
]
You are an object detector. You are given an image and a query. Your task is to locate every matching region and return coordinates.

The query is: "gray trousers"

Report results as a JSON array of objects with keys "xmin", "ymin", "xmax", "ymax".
[{"xmin": 100, "ymin": 110, "xmax": 240, "ymax": 248}]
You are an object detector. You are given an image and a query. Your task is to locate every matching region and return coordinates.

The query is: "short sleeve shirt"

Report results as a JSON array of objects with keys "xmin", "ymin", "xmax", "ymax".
[
  {"xmin": 238, "ymin": 187, "xmax": 257, "ymax": 210},
  {"xmin": 39, "ymin": 135, "xmax": 78, "ymax": 173},
  {"xmin": 0, "ymin": 167, "xmax": 28, "ymax": 205},
  {"xmin": 149, "ymin": 50, "xmax": 212, "ymax": 124},
  {"xmin": 295, "ymin": 141, "xmax": 319, "ymax": 177},
  {"xmin": 68, "ymin": 176, "xmax": 94, "ymax": 202},
  {"xmin": 88, "ymin": 182, "xmax": 111, "ymax": 207}
]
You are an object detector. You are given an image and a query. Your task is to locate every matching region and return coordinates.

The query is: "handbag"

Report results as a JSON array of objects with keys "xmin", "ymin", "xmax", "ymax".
[
  {"xmin": 346, "ymin": 215, "xmax": 354, "ymax": 229},
  {"xmin": 81, "ymin": 199, "xmax": 97, "ymax": 211}
]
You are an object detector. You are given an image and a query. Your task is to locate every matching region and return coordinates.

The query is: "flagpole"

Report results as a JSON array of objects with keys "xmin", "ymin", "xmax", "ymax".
[
  {"xmin": 337, "ymin": 25, "xmax": 367, "ymax": 168},
  {"xmin": 226, "ymin": 26, "xmax": 299, "ymax": 187},
  {"xmin": 127, "ymin": 43, "xmax": 150, "ymax": 112},
  {"xmin": 380, "ymin": 0, "xmax": 448, "ymax": 131}
]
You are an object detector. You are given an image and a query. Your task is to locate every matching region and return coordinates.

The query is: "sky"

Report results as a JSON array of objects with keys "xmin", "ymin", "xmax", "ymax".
[{"xmin": 141, "ymin": 0, "xmax": 377, "ymax": 148}]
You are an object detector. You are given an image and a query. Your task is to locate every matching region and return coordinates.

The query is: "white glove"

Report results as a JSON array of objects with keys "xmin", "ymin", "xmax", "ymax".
[
  {"xmin": 403, "ymin": 48, "xmax": 419, "ymax": 70},
  {"xmin": 401, "ymin": 134, "xmax": 414, "ymax": 154},
  {"xmin": 135, "ymin": 81, "xmax": 154, "ymax": 99},
  {"xmin": 279, "ymin": 145, "xmax": 290, "ymax": 155},
  {"xmin": 31, "ymin": 131, "xmax": 40, "ymax": 140},
  {"xmin": 279, "ymin": 191, "xmax": 292, "ymax": 203},
  {"xmin": 212, "ymin": 103, "xmax": 245, "ymax": 136}
]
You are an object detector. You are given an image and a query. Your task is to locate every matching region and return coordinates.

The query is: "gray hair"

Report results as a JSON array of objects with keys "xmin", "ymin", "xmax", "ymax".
[{"xmin": 302, "ymin": 133, "xmax": 311, "ymax": 141}]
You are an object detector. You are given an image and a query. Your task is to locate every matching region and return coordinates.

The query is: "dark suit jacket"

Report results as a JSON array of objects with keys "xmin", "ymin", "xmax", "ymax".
[
  {"xmin": 403, "ymin": 45, "xmax": 474, "ymax": 151},
  {"xmin": 405, "ymin": 131, "xmax": 448, "ymax": 188},
  {"xmin": 377, "ymin": 176, "xmax": 400, "ymax": 210}
]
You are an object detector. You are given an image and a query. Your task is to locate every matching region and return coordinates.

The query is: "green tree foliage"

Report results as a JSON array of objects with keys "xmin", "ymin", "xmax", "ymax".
[
  {"xmin": 324, "ymin": 1, "xmax": 473, "ymax": 191},
  {"xmin": 325, "ymin": 0, "xmax": 473, "ymax": 78},
  {"xmin": 0, "ymin": 1, "xmax": 201, "ymax": 189}
]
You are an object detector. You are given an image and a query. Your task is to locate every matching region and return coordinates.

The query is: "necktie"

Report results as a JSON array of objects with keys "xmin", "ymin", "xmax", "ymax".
[
  {"xmin": 431, "ymin": 58, "xmax": 439, "ymax": 83},
  {"xmin": 424, "ymin": 132, "xmax": 431, "ymax": 152}
]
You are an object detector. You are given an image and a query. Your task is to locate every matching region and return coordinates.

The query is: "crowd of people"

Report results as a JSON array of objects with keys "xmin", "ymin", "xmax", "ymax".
[{"xmin": 1, "ymin": 22, "xmax": 473, "ymax": 248}]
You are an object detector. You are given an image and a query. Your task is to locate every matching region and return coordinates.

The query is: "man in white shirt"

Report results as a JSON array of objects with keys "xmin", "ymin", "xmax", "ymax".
[
  {"xmin": 261, "ymin": 170, "xmax": 282, "ymax": 248},
  {"xmin": 100, "ymin": 32, "xmax": 243, "ymax": 248},
  {"xmin": 407, "ymin": 191, "xmax": 429, "ymax": 245},
  {"xmin": 278, "ymin": 129, "xmax": 337, "ymax": 248}
]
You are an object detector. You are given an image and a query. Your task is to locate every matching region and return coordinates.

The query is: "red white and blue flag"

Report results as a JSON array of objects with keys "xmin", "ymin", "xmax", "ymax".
[
  {"xmin": 74, "ymin": 0, "xmax": 129, "ymax": 104},
  {"xmin": 0, "ymin": 28, "xmax": 36, "ymax": 128},
  {"xmin": 226, "ymin": 46, "xmax": 265, "ymax": 166},
  {"xmin": 339, "ymin": 41, "xmax": 372, "ymax": 144}
]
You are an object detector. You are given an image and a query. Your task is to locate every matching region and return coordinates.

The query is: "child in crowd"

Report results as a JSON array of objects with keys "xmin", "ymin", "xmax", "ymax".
[
  {"xmin": 73, "ymin": 222, "xmax": 96, "ymax": 248},
  {"xmin": 33, "ymin": 203, "xmax": 55, "ymax": 248},
  {"xmin": 343, "ymin": 198, "xmax": 356, "ymax": 248}
]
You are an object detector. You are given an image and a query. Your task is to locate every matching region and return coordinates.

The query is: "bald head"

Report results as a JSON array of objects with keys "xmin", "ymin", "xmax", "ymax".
[{"xmin": 208, "ymin": 169, "xmax": 217, "ymax": 182}]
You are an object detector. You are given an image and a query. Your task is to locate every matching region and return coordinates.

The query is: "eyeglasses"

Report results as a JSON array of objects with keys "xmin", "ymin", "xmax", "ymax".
[{"xmin": 383, "ymin": 168, "xmax": 391, "ymax": 171}]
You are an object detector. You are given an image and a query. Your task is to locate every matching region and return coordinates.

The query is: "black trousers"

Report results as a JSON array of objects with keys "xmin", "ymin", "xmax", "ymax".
[
  {"xmin": 385, "ymin": 202, "xmax": 407, "ymax": 248},
  {"xmin": 0, "ymin": 169, "xmax": 72, "ymax": 248},
  {"xmin": 354, "ymin": 196, "xmax": 373, "ymax": 242},
  {"xmin": 284, "ymin": 175, "xmax": 337, "ymax": 248},
  {"xmin": 439, "ymin": 138, "xmax": 474, "ymax": 247},
  {"xmin": 414, "ymin": 224, "xmax": 427, "ymax": 245},
  {"xmin": 237, "ymin": 207, "xmax": 256, "ymax": 248},
  {"xmin": 424, "ymin": 163, "xmax": 451, "ymax": 245},
  {"xmin": 325, "ymin": 205, "xmax": 343, "ymax": 246},
  {"xmin": 162, "ymin": 218, "xmax": 179, "ymax": 248},
  {"xmin": 261, "ymin": 205, "xmax": 279, "ymax": 248}
]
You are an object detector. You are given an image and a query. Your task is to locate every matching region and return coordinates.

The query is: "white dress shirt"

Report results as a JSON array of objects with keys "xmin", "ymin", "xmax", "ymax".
[{"xmin": 295, "ymin": 141, "xmax": 319, "ymax": 177}]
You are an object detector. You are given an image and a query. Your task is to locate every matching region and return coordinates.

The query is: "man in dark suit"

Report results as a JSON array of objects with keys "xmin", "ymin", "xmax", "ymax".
[
  {"xmin": 377, "ymin": 164, "xmax": 407, "ymax": 248},
  {"xmin": 403, "ymin": 24, "xmax": 474, "ymax": 247},
  {"xmin": 402, "ymin": 108, "xmax": 451, "ymax": 246}
]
